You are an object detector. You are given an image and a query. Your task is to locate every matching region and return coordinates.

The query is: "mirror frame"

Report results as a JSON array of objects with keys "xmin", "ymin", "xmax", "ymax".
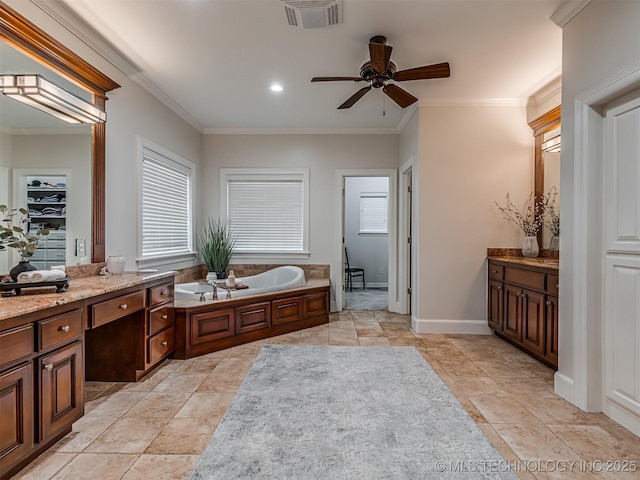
[
  {"xmin": 0, "ymin": 2, "xmax": 119, "ymax": 262},
  {"xmin": 528, "ymin": 105, "xmax": 561, "ymax": 250}
]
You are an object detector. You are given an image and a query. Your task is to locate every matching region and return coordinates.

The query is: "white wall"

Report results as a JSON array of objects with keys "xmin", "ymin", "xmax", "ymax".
[
  {"xmin": 413, "ymin": 105, "xmax": 534, "ymax": 333},
  {"xmin": 557, "ymin": 0, "xmax": 640, "ymax": 412},
  {"xmin": 202, "ymin": 134, "xmax": 399, "ymax": 292},
  {"xmin": 344, "ymin": 176, "xmax": 389, "ymax": 288}
]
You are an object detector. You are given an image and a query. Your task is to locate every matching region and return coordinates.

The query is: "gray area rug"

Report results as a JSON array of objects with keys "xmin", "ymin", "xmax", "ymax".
[
  {"xmin": 344, "ymin": 287, "xmax": 388, "ymax": 310},
  {"xmin": 190, "ymin": 345, "xmax": 517, "ymax": 479}
]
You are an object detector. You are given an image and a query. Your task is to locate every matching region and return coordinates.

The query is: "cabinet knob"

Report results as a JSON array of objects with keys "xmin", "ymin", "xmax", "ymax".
[
  {"xmin": 556, "ymin": 284, "xmax": 559, "ymax": 289},
  {"xmin": 160, "ymin": 290, "xmax": 166, "ymax": 296},
  {"xmin": 497, "ymin": 286, "xmax": 502, "ymax": 290},
  {"xmin": 43, "ymin": 363, "xmax": 53, "ymax": 371},
  {"xmin": 120, "ymin": 304, "xmax": 128, "ymax": 310},
  {"xmin": 59, "ymin": 325, "xmax": 70, "ymax": 333},
  {"xmin": 492, "ymin": 270, "xmax": 498, "ymax": 274},
  {"xmin": 161, "ymin": 314, "xmax": 168, "ymax": 320},
  {"xmin": 546, "ymin": 301, "xmax": 552, "ymax": 305},
  {"xmin": 161, "ymin": 341, "xmax": 168, "ymax": 346}
]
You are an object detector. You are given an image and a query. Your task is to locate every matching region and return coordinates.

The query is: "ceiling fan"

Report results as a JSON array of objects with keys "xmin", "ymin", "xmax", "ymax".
[{"xmin": 311, "ymin": 35, "xmax": 450, "ymax": 109}]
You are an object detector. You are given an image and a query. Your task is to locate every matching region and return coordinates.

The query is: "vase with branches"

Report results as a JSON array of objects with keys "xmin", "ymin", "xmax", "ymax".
[
  {"xmin": 495, "ymin": 192, "xmax": 544, "ymax": 257},
  {"xmin": 541, "ymin": 186, "xmax": 560, "ymax": 249}
]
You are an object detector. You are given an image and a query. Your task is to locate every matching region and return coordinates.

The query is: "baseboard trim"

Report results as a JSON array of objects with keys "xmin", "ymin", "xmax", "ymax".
[
  {"xmin": 411, "ymin": 318, "xmax": 492, "ymax": 335},
  {"xmin": 554, "ymin": 371, "xmax": 575, "ymax": 403}
]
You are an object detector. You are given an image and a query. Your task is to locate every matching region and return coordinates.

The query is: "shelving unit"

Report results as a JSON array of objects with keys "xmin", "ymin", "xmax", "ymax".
[{"xmin": 26, "ymin": 176, "xmax": 67, "ymax": 269}]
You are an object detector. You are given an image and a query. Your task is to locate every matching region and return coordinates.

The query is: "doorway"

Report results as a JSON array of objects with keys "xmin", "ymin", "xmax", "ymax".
[{"xmin": 335, "ymin": 169, "xmax": 398, "ymax": 313}]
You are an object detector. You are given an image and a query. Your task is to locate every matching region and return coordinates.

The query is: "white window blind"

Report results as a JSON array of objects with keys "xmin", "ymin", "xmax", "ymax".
[
  {"xmin": 360, "ymin": 192, "xmax": 388, "ymax": 233},
  {"xmin": 141, "ymin": 148, "xmax": 192, "ymax": 257},
  {"xmin": 228, "ymin": 179, "xmax": 304, "ymax": 252}
]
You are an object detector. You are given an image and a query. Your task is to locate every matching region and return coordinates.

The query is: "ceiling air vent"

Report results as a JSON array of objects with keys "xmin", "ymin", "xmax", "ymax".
[{"xmin": 282, "ymin": 0, "xmax": 342, "ymax": 28}]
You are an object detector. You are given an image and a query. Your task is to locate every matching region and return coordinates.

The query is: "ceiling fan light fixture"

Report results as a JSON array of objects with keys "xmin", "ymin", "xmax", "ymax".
[
  {"xmin": 270, "ymin": 84, "xmax": 284, "ymax": 92},
  {"xmin": 282, "ymin": 0, "xmax": 342, "ymax": 28}
]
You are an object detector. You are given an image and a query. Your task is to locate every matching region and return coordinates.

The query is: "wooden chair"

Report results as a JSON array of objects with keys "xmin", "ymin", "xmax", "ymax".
[{"xmin": 344, "ymin": 247, "xmax": 365, "ymax": 292}]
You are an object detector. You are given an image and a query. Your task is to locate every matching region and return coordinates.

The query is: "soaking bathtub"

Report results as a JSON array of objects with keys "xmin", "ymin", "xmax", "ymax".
[{"xmin": 174, "ymin": 265, "xmax": 306, "ymax": 301}]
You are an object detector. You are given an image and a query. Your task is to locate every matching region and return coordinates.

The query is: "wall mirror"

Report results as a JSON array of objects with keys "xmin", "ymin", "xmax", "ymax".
[
  {"xmin": 0, "ymin": 2, "xmax": 119, "ymax": 273},
  {"xmin": 529, "ymin": 105, "xmax": 561, "ymax": 251}
]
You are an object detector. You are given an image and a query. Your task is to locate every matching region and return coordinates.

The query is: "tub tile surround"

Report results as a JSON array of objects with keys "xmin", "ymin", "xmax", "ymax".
[{"xmin": 11, "ymin": 311, "xmax": 640, "ymax": 480}]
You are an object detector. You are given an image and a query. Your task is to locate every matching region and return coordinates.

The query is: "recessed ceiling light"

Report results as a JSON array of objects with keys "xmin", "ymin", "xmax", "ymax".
[{"xmin": 270, "ymin": 84, "xmax": 283, "ymax": 92}]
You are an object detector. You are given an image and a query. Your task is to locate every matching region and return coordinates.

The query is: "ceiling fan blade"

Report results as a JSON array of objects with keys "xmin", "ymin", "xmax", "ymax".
[
  {"xmin": 338, "ymin": 86, "xmax": 372, "ymax": 109},
  {"xmin": 311, "ymin": 76, "xmax": 365, "ymax": 82},
  {"xmin": 369, "ymin": 42, "xmax": 393, "ymax": 74},
  {"xmin": 383, "ymin": 84, "xmax": 418, "ymax": 108},
  {"xmin": 393, "ymin": 62, "xmax": 450, "ymax": 81}
]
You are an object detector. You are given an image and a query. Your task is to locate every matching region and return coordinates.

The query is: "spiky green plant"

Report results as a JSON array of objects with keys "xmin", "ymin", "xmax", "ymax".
[
  {"xmin": 197, "ymin": 218, "xmax": 236, "ymax": 274},
  {"xmin": 0, "ymin": 204, "xmax": 49, "ymax": 260}
]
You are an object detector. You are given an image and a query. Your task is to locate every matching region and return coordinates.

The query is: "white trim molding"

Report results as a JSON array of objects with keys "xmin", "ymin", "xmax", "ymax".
[{"xmin": 551, "ymin": 1, "xmax": 592, "ymax": 28}]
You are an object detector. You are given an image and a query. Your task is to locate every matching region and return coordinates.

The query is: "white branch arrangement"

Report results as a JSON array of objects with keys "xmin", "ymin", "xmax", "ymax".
[{"xmin": 495, "ymin": 192, "xmax": 544, "ymax": 237}]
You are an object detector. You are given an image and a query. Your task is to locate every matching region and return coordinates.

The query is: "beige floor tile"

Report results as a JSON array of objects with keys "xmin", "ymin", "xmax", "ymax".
[
  {"xmin": 123, "ymin": 392, "xmax": 192, "ymax": 420},
  {"xmin": 468, "ymin": 395, "xmax": 542, "ymax": 424},
  {"xmin": 121, "ymin": 454, "xmax": 199, "ymax": 480},
  {"xmin": 448, "ymin": 376, "xmax": 508, "ymax": 397},
  {"xmin": 151, "ymin": 373, "xmax": 209, "ymax": 394},
  {"xmin": 11, "ymin": 452, "xmax": 77, "ymax": 480},
  {"xmin": 51, "ymin": 415, "xmax": 119, "ymax": 453},
  {"xmin": 145, "ymin": 418, "xmax": 219, "ymax": 455},
  {"xmin": 517, "ymin": 397, "xmax": 595, "ymax": 425},
  {"xmin": 474, "ymin": 360, "xmax": 529, "ymax": 378},
  {"xmin": 83, "ymin": 391, "xmax": 148, "ymax": 417},
  {"xmin": 171, "ymin": 355, "xmax": 223, "ymax": 375},
  {"xmin": 84, "ymin": 417, "xmax": 168, "ymax": 453},
  {"xmin": 51, "ymin": 453, "xmax": 138, "ymax": 480},
  {"xmin": 358, "ymin": 336, "xmax": 392, "ymax": 346},
  {"xmin": 493, "ymin": 377, "xmax": 557, "ymax": 398},
  {"xmin": 175, "ymin": 392, "xmax": 235, "ymax": 419},
  {"xmin": 441, "ymin": 360, "xmax": 488, "ymax": 377},
  {"xmin": 549, "ymin": 424, "xmax": 640, "ymax": 461},
  {"xmin": 493, "ymin": 423, "xmax": 581, "ymax": 461},
  {"xmin": 355, "ymin": 326, "xmax": 386, "ymax": 337}
]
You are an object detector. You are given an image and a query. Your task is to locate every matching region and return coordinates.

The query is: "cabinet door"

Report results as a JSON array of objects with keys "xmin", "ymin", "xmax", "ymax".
[
  {"xmin": 0, "ymin": 362, "xmax": 33, "ymax": 473},
  {"xmin": 38, "ymin": 341, "xmax": 83, "ymax": 443},
  {"xmin": 503, "ymin": 284, "xmax": 522, "ymax": 342},
  {"xmin": 521, "ymin": 290, "xmax": 546, "ymax": 355},
  {"xmin": 235, "ymin": 302, "xmax": 271, "ymax": 334},
  {"xmin": 545, "ymin": 296, "xmax": 559, "ymax": 368},
  {"xmin": 488, "ymin": 280, "xmax": 504, "ymax": 331}
]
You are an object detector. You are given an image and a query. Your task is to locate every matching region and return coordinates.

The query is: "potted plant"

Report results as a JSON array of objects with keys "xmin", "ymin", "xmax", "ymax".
[
  {"xmin": 0, "ymin": 205, "xmax": 49, "ymax": 281},
  {"xmin": 197, "ymin": 218, "xmax": 236, "ymax": 280}
]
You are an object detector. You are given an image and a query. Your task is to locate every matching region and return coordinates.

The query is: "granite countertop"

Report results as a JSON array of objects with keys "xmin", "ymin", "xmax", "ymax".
[
  {"xmin": 173, "ymin": 278, "xmax": 331, "ymax": 309},
  {"xmin": 488, "ymin": 255, "xmax": 559, "ymax": 270},
  {"xmin": 0, "ymin": 271, "xmax": 174, "ymax": 321}
]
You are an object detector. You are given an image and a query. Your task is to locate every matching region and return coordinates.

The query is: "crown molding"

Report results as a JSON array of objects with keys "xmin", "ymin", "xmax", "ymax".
[
  {"xmin": 550, "ymin": 0, "xmax": 592, "ymax": 28},
  {"xmin": 418, "ymin": 97, "xmax": 529, "ymax": 107},
  {"xmin": 203, "ymin": 127, "xmax": 400, "ymax": 135},
  {"xmin": 30, "ymin": 0, "xmax": 204, "ymax": 133}
]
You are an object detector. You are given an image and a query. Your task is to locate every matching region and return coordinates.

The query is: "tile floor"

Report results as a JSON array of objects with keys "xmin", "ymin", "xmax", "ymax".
[{"xmin": 11, "ymin": 311, "xmax": 640, "ymax": 480}]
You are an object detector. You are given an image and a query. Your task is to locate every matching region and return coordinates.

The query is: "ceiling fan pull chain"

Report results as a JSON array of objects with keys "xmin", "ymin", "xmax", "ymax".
[{"xmin": 382, "ymin": 93, "xmax": 386, "ymax": 116}]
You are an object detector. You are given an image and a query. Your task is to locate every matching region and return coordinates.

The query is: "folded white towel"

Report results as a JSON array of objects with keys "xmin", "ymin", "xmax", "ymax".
[
  {"xmin": 31, "ymin": 270, "xmax": 66, "ymax": 282},
  {"xmin": 17, "ymin": 272, "xmax": 33, "ymax": 282}
]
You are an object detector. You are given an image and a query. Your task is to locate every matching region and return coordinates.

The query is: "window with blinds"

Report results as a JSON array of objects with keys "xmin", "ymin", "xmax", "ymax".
[
  {"xmin": 360, "ymin": 192, "xmax": 388, "ymax": 233},
  {"xmin": 141, "ymin": 147, "xmax": 193, "ymax": 258},
  {"xmin": 221, "ymin": 169, "xmax": 309, "ymax": 255}
]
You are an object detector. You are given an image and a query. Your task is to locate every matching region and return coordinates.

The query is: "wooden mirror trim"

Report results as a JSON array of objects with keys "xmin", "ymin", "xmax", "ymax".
[
  {"xmin": 0, "ymin": 1, "xmax": 120, "ymax": 262},
  {"xmin": 528, "ymin": 105, "xmax": 561, "ymax": 249}
]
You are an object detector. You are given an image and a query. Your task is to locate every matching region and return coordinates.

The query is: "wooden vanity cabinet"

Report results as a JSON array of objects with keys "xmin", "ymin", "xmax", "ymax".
[
  {"xmin": 0, "ymin": 362, "xmax": 33, "ymax": 476},
  {"xmin": 487, "ymin": 259, "xmax": 558, "ymax": 369}
]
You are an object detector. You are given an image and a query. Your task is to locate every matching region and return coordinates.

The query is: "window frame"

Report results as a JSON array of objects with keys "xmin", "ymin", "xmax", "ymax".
[
  {"xmin": 137, "ymin": 137, "xmax": 196, "ymax": 268},
  {"xmin": 220, "ymin": 167, "xmax": 310, "ymax": 259},
  {"xmin": 359, "ymin": 191, "xmax": 389, "ymax": 235}
]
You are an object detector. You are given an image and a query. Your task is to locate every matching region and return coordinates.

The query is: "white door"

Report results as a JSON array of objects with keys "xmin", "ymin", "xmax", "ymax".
[{"xmin": 603, "ymin": 89, "xmax": 640, "ymax": 435}]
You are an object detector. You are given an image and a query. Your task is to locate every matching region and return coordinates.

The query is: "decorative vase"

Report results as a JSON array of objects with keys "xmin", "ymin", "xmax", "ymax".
[
  {"xmin": 10, "ymin": 260, "xmax": 37, "ymax": 282},
  {"xmin": 549, "ymin": 235, "xmax": 559, "ymax": 250},
  {"xmin": 216, "ymin": 271, "xmax": 226, "ymax": 280},
  {"xmin": 522, "ymin": 236, "xmax": 539, "ymax": 258}
]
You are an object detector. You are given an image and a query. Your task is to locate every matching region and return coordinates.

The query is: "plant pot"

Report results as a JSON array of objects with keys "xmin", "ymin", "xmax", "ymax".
[
  {"xmin": 10, "ymin": 260, "xmax": 38, "ymax": 282},
  {"xmin": 522, "ymin": 236, "xmax": 539, "ymax": 258},
  {"xmin": 549, "ymin": 235, "xmax": 559, "ymax": 250},
  {"xmin": 216, "ymin": 271, "xmax": 227, "ymax": 280}
]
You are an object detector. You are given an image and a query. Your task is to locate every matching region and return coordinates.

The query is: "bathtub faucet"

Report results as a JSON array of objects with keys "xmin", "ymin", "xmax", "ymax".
[{"xmin": 207, "ymin": 279, "xmax": 218, "ymax": 300}]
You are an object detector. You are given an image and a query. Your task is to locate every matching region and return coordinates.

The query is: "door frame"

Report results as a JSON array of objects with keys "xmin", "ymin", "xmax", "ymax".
[
  {"xmin": 398, "ymin": 159, "xmax": 414, "ymax": 315},
  {"xmin": 334, "ymin": 169, "xmax": 398, "ymax": 312}
]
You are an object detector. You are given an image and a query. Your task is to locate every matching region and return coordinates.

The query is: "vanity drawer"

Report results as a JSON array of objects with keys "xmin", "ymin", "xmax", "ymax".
[
  {"xmin": 0, "ymin": 324, "xmax": 33, "ymax": 366},
  {"xmin": 488, "ymin": 263, "xmax": 504, "ymax": 281},
  {"xmin": 38, "ymin": 309, "xmax": 83, "ymax": 351},
  {"xmin": 504, "ymin": 267, "xmax": 545, "ymax": 291},
  {"xmin": 547, "ymin": 274, "xmax": 559, "ymax": 295},
  {"xmin": 149, "ymin": 305, "xmax": 174, "ymax": 336},
  {"xmin": 149, "ymin": 283, "xmax": 174, "ymax": 307},
  {"xmin": 148, "ymin": 327, "xmax": 175, "ymax": 365},
  {"xmin": 91, "ymin": 291, "xmax": 146, "ymax": 328},
  {"xmin": 272, "ymin": 296, "xmax": 303, "ymax": 325},
  {"xmin": 303, "ymin": 292, "xmax": 329, "ymax": 318}
]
